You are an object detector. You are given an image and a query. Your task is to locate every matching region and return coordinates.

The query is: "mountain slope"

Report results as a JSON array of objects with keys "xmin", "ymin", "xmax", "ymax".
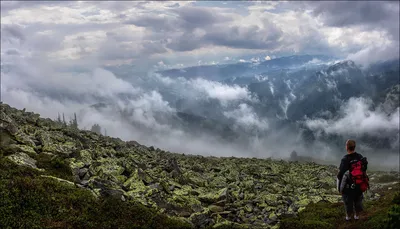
[
  {"xmin": 1, "ymin": 103, "xmax": 399, "ymax": 229},
  {"xmin": 158, "ymin": 55, "xmax": 335, "ymax": 82}
]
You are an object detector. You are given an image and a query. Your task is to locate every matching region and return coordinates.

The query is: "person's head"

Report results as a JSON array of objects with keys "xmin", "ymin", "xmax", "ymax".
[{"xmin": 346, "ymin": 139, "xmax": 356, "ymax": 153}]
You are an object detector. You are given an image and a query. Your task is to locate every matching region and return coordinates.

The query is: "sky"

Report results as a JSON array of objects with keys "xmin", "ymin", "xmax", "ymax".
[
  {"xmin": 1, "ymin": 1, "xmax": 399, "ymax": 168},
  {"xmin": 1, "ymin": 1, "xmax": 399, "ymax": 70}
]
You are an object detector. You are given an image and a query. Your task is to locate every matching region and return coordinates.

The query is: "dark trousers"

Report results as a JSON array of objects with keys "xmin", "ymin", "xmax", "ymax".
[{"xmin": 342, "ymin": 192, "xmax": 363, "ymax": 215}]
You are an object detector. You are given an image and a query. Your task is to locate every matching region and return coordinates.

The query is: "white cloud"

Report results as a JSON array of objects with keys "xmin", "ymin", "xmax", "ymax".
[
  {"xmin": 2, "ymin": 57, "xmax": 139, "ymax": 100},
  {"xmin": 1, "ymin": 0, "xmax": 399, "ymax": 164},
  {"xmin": 191, "ymin": 78, "xmax": 253, "ymax": 104},
  {"xmin": 247, "ymin": 2, "xmax": 279, "ymax": 12},
  {"xmin": 1, "ymin": 1, "xmax": 398, "ymax": 69},
  {"xmin": 305, "ymin": 97, "xmax": 400, "ymax": 137},
  {"xmin": 224, "ymin": 103, "xmax": 269, "ymax": 131},
  {"xmin": 346, "ymin": 41, "xmax": 400, "ymax": 67},
  {"xmin": 1, "ymin": 85, "xmax": 86, "ymax": 120},
  {"xmin": 306, "ymin": 58, "xmax": 322, "ymax": 64},
  {"xmin": 1, "ymin": 4, "xmax": 119, "ymax": 25}
]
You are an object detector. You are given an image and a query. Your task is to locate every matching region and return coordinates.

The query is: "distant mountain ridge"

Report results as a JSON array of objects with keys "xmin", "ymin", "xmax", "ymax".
[
  {"xmin": 158, "ymin": 54, "xmax": 336, "ymax": 82},
  {"xmin": 77, "ymin": 56, "xmax": 399, "ymax": 158}
]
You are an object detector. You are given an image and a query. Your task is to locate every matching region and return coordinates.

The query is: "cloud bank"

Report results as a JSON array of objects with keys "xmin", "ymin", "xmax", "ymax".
[
  {"xmin": 1, "ymin": 1, "xmax": 399, "ymax": 171},
  {"xmin": 1, "ymin": 1, "xmax": 398, "ymax": 69},
  {"xmin": 305, "ymin": 97, "xmax": 399, "ymax": 137}
]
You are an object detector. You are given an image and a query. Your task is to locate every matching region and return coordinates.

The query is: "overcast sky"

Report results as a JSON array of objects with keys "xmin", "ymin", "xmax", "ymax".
[
  {"xmin": 1, "ymin": 1, "xmax": 399, "ymax": 166},
  {"xmin": 1, "ymin": 1, "xmax": 399, "ymax": 70}
]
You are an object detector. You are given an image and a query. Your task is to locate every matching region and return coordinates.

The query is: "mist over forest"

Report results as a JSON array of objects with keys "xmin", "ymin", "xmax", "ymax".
[{"xmin": 1, "ymin": 1, "xmax": 399, "ymax": 171}]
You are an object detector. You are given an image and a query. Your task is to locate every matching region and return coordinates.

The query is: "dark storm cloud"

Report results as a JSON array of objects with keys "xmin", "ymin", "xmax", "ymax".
[
  {"xmin": 129, "ymin": 6, "xmax": 285, "ymax": 52},
  {"xmin": 165, "ymin": 32, "xmax": 205, "ymax": 52},
  {"xmin": 2, "ymin": 1, "xmax": 398, "ymax": 67},
  {"xmin": 5, "ymin": 49, "xmax": 21, "ymax": 56},
  {"xmin": 97, "ymin": 38, "xmax": 168, "ymax": 61},
  {"xmin": 1, "ymin": 24, "xmax": 26, "ymax": 42},
  {"xmin": 125, "ymin": 15, "xmax": 176, "ymax": 32},
  {"xmin": 0, "ymin": 1, "xmax": 70, "ymax": 13},
  {"xmin": 203, "ymin": 21, "xmax": 283, "ymax": 50},
  {"xmin": 311, "ymin": 1, "xmax": 398, "ymax": 27},
  {"xmin": 171, "ymin": 6, "xmax": 234, "ymax": 30},
  {"xmin": 310, "ymin": 1, "xmax": 399, "ymax": 39},
  {"xmin": 126, "ymin": 6, "xmax": 233, "ymax": 32}
]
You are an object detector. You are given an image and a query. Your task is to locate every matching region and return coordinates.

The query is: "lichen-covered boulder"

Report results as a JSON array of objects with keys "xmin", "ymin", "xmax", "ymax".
[
  {"xmin": 7, "ymin": 152, "xmax": 39, "ymax": 169},
  {"xmin": 199, "ymin": 187, "xmax": 229, "ymax": 204},
  {"xmin": 190, "ymin": 211, "xmax": 215, "ymax": 229},
  {"xmin": 3, "ymin": 103, "xmax": 399, "ymax": 229},
  {"xmin": 0, "ymin": 110, "xmax": 19, "ymax": 136},
  {"xmin": 14, "ymin": 130, "xmax": 36, "ymax": 148}
]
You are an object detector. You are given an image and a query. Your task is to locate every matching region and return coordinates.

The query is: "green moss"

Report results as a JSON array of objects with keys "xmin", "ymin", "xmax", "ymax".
[
  {"xmin": 94, "ymin": 157, "xmax": 125, "ymax": 177},
  {"xmin": 42, "ymin": 144, "xmax": 60, "ymax": 154},
  {"xmin": 6, "ymin": 152, "xmax": 40, "ymax": 170},
  {"xmin": 2, "ymin": 103, "xmax": 400, "ymax": 229},
  {"xmin": 78, "ymin": 150, "xmax": 92, "ymax": 165},
  {"xmin": 36, "ymin": 153, "xmax": 73, "ymax": 181},
  {"xmin": 0, "ymin": 157, "xmax": 192, "ymax": 229},
  {"xmin": 375, "ymin": 174, "xmax": 399, "ymax": 183},
  {"xmin": 280, "ymin": 184, "xmax": 400, "ymax": 229},
  {"xmin": 41, "ymin": 141, "xmax": 77, "ymax": 156},
  {"xmin": 361, "ymin": 187, "xmax": 400, "ymax": 229},
  {"xmin": 198, "ymin": 188, "xmax": 227, "ymax": 204},
  {"xmin": 13, "ymin": 144, "xmax": 37, "ymax": 156},
  {"xmin": 279, "ymin": 201, "xmax": 341, "ymax": 229},
  {"xmin": 14, "ymin": 131, "xmax": 35, "ymax": 148},
  {"xmin": 211, "ymin": 221, "xmax": 248, "ymax": 229},
  {"xmin": 385, "ymin": 204, "xmax": 400, "ymax": 229}
]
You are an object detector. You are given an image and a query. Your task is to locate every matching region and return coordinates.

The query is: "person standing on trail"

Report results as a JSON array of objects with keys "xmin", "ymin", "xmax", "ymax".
[{"xmin": 337, "ymin": 139, "xmax": 369, "ymax": 221}]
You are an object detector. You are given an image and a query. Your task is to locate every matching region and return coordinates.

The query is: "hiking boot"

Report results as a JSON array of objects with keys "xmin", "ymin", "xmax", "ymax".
[{"xmin": 354, "ymin": 215, "xmax": 359, "ymax": 220}]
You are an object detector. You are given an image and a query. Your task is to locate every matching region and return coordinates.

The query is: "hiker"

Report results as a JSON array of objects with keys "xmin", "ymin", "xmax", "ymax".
[{"xmin": 337, "ymin": 139, "xmax": 369, "ymax": 221}]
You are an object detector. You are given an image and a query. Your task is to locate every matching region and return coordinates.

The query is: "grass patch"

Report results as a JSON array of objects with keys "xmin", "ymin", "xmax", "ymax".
[
  {"xmin": 35, "ymin": 153, "xmax": 73, "ymax": 181},
  {"xmin": 0, "ymin": 157, "xmax": 192, "ymax": 229},
  {"xmin": 374, "ymin": 174, "xmax": 399, "ymax": 183},
  {"xmin": 280, "ymin": 184, "xmax": 400, "ymax": 229},
  {"xmin": 360, "ymin": 185, "xmax": 400, "ymax": 229},
  {"xmin": 279, "ymin": 201, "xmax": 342, "ymax": 229}
]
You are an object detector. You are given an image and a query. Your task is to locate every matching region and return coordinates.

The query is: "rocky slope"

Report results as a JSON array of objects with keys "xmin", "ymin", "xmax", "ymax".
[{"xmin": 0, "ymin": 103, "xmax": 398, "ymax": 229}]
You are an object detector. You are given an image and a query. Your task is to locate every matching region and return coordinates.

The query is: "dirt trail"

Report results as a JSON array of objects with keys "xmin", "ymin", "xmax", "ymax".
[{"xmin": 336, "ymin": 182, "xmax": 399, "ymax": 229}]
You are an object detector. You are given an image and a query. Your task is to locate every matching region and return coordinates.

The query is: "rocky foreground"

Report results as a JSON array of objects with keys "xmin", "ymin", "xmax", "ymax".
[{"xmin": 0, "ymin": 103, "xmax": 398, "ymax": 229}]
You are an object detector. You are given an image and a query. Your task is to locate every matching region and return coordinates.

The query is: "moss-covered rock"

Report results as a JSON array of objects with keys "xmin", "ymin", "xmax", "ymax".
[
  {"xmin": 1, "ymin": 103, "xmax": 399, "ymax": 229},
  {"xmin": 6, "ymin": 152, "xmax": 40, "ymax": 170}
]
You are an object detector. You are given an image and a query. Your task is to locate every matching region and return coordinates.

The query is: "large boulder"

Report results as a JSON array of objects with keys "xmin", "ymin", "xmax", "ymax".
[
  {"xmin": 190, "ymin": 212, "xmax": 215, "ymax": 229},
  {"xmin": 7, "ymin": 152, "xmax": 39, "ymax": 169},
  {"xmin": 199, "ymin": 187, "xmax": 229, "ymax": 204}
]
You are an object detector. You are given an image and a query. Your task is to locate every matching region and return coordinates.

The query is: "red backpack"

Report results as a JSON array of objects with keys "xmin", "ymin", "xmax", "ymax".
[{"xmin": 349, "ymin": 157, "xmax": 369, "ymax": 192}]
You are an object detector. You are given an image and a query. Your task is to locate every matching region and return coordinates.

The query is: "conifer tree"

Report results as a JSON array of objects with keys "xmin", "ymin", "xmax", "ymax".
[
  {"xmin": 56, "ymin": 113, "xmax": 61, "ymax": 123},
  {"xmin": 91, "ymin": 123, "xmax": 102, "ymax": 135},
  {"xmin": 62, "ymin": 113, "xmax": 66, "ymax": 126},
  {"xmin": 72, "ymin": 113, "xmax": 78, "ymax": 129}
]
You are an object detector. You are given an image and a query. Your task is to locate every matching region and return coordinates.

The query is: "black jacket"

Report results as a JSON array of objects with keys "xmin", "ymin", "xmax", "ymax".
[{"xmin": 337, "ymin": 152, "xmax": 365, "ymax": 192}]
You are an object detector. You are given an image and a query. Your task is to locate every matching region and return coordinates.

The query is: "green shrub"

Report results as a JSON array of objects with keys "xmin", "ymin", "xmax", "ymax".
[
  {"xmin": 279, "ymin": 202, "xmax": 340, "ymax": 229},
  {"xmin": 392, "ymin": 192, "xmax": 400, "ymax": 205},
  {"xmin": 280, "ymin": 188, "xmax": 400, "ymax": 229},
  {"xmin": 35, "ymin": 153, "xmax": 73, "ymax": 181},
  {"xmin": 385, "ymin": 204, "xmax": 400, "ymax": 229},
  {"xmin": 376, "ymin": 174, "xmax": 399, "ymax": 183},
  {"xmin": 0, "ymin": 157, "xmax": 192, "ymax": 229}
]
